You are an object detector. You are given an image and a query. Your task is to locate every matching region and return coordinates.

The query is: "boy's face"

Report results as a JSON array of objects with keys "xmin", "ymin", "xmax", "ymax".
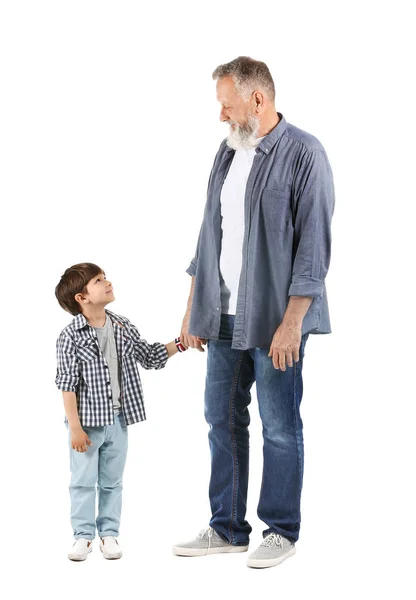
[{"xmin": 75, "ymin": 271, "xmax": 115, "ymax": 311}]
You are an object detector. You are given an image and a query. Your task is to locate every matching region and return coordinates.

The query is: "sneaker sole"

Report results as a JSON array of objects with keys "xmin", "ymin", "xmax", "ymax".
[
  {"xmin": 172, "ymin": 545, "xmax": 249, "ymax": 557},
  {"xmin": 68, "ymin": 548, "xmax": 92, "ymax": 561},
  {"xmin": 100, "ymin": 546, "xmax": 122, "ymax": 560},
  {"xmin": 247, "ymin": 545, "xmax": 296, "ymax": 568}
]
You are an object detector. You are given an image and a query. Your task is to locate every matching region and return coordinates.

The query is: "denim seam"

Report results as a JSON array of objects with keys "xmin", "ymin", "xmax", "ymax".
[
  {"xmin": 228, "ymin": 350, "xmax": 246, "ymax": 544},
  {"xmin": 292, "ymin": 337, "xmax": 304, "ymax": 525},
  {"xmin": 96, "ymin": 428, "xmax": 108, "ymax": 533}
]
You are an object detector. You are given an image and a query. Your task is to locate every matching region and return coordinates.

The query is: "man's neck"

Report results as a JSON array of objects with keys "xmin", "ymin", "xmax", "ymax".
[
  {"xmin": 82, "ymin": 308, "xmax": 107, "ymax": 328},
  {"xmin": 258, "ymin": 110, "xmax": 280, "ymax": 138}
]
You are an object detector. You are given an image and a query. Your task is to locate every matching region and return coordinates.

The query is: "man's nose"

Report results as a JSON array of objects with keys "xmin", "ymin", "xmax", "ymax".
[{"xmin": 220, "ymin": 107, "xmax": 228, "ymax": 122}]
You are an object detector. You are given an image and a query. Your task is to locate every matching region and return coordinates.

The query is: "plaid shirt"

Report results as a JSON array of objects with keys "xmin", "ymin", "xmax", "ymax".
[{"xmin": 55, "ymin": 309, "xmax": 169, "ymax": 427}]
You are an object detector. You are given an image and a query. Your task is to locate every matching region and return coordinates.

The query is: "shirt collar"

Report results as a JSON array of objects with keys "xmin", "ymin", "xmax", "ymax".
[
  {"xmin": 73, "ymin": 312, "xmax": 88, "ymax": 330},
  {"xmin": 225, "ymin": 112, "xmax": 287, "ymax": 155},
  {"xmin": 72, "ymin": 308, "xmax": 116, "ymax": 331}
]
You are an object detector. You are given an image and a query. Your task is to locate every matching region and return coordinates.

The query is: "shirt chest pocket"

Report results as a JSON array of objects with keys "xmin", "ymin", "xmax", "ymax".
[
  {"xmin": 77, "ymin": 338, "xmax": 100, "ymax": 362},
  {"xmin": 260, "ymin": 188, "xmax": 292, "ymax": 232},
  {"xmin": 122, "ymin": 337, "xmax": 135, "ymax": 359}
]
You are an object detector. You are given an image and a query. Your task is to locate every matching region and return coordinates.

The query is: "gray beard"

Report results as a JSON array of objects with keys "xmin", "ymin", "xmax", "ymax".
[{"xmin": 226, "ymin": 113, "xmax": 260, "ymax": 150}]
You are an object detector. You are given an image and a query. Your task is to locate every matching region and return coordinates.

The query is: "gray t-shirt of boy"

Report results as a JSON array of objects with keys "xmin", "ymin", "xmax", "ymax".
[{"xmin": 93, "ymin": 315, "xmax": 121, "ymax": 411}]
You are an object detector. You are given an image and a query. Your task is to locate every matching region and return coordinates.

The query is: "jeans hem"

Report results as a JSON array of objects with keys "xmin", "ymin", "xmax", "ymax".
[{"xmin": 215, "ymin": 528, "xmax": 249, "ymax": 546}]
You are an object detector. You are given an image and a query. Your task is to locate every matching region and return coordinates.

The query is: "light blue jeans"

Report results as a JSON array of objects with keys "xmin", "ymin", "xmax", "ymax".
[{"xmin": 66, "ymin": 410, "xmax": 128, "ymax": 540}]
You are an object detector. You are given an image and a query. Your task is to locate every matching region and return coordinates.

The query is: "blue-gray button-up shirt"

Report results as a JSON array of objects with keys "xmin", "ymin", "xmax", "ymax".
[{"xmin": 186, "ymin": 113, "xmax": 335, "ymax": 350}]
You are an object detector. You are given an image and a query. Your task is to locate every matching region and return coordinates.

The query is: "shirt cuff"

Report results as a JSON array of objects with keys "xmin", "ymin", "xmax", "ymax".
[
  {"xmin": 288, "ymin": 276, "xmax": 324, "ymax": 298},
  {"xmin": 55, "ymin": 382, "xmax": 78, "ymax": 392},
  {"xmin": 154, "ymin": 343, "xmax": 169, "ymax": 370},
  {"xmin": 55, "ymin": 373, "xmax": 78, "ymax": 392},
  {"xmin": 186, "ymin": 259, "xmax": 197, "ymax": 277}
]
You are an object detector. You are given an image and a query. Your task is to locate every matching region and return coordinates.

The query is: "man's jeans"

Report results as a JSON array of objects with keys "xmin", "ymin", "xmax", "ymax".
[
  {"xmin": 205, "ymin": 314, "xmax": 309, "ymax": 544},
  {"xmin": 66, "ymin": 410, "xmax": 128, "ymax": 540}
]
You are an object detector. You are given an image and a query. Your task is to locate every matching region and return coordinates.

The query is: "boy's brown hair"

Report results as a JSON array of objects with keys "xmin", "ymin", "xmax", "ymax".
[{"xmin": 55, "ymin": 262, "xmax": 104, "ymax": 316}]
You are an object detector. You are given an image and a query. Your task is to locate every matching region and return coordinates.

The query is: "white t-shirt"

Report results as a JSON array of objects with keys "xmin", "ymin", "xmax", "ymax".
[{"xmin": 219, "ymin": 137, "xmax": 265, "ymax": 314}]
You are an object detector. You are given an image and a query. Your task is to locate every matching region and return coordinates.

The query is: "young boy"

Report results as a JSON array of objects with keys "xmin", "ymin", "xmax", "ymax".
[{"xmin": 55, "ymin": 262, "xmax": 186, "ymax": 561}]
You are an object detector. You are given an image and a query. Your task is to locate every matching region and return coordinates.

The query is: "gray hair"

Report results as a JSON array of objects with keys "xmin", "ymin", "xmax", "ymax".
[{"xmin": 212, "ymin": 56, "xmax": 275, "ymax": 103}]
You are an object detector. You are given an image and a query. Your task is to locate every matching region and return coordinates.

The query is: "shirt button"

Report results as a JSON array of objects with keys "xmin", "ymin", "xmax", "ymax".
[
  {"xmin": 106, "ymin": 381, "xmax": 111, "ymax": 386},
  {"xmin": 216, "ymin": 307, "xmax": 220, "ymax": 311}
]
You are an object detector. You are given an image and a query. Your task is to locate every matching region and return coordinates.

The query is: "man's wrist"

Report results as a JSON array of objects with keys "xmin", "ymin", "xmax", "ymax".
[
  {"xmin": 282, "ymin": 314, "xmax": 303, "ymax": 328},
  {"xmin": 282, "ymin": 296, "xmax": 313, "ymax": 327}
]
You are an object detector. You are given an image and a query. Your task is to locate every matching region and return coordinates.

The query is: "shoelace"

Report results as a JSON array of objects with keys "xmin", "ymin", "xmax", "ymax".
[
  {"xmin": 261, "ymin": 533, "xmax": 283, "ymax": 548},
  {"xmin": 197, "ymin": 526, "xmax": 213, "ymax": 555}
]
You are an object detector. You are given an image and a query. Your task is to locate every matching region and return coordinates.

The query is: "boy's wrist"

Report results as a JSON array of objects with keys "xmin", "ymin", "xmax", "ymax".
[
  {"xmin": 69, "ymin": 424, "xmax": 83, "ymax": 432},
  {"xmin": 175, "ymin": 337, "xmax": 186, "ymax": 353}
]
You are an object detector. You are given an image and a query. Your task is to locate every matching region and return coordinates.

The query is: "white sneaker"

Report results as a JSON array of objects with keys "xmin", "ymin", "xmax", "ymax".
[
  {"xmin": 100, "ymin": 536, "xmax": 122, "ymax": 559},
  {"xmin": 68, "ymin": 538, "xmax": 93, "ymax": 561}
]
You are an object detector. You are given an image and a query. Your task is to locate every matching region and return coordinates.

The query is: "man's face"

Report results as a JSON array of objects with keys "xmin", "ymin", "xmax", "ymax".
[
  {"xmin": 81, "ymin": 271, "xmax": 115, "ymax": 308},
  {"xmin": 216, "ymin": 76, "xmax": 260, "ymax": 150}
]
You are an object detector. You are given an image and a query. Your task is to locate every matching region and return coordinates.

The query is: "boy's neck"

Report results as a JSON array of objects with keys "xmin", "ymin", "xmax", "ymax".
[{"xmin": 82, "ymin": 307, "xmax": 107, "ymax": 328}]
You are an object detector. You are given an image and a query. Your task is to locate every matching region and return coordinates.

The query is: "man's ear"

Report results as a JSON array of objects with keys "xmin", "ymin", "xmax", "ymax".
[{"xmin": 254, "ymin": 90, "xmax": 264, "ymax": 111}]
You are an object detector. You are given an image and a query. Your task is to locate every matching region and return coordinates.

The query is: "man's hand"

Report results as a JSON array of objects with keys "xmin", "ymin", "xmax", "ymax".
[
  {"xmin": 268, "ymin": 323, "xmax": 302, "ymax": 371},
  {"xmin": 180, "ymin": 311, "xmax": 206, "ymax": 352},
  {"xmin": 70, "ymin": 427, "xmax": 92, "ymax": 453}
]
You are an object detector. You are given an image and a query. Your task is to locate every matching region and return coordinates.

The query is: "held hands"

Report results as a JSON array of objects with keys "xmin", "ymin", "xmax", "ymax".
[
  {"xmin": 180, "ymin": 310, "xmax": 207, "ymax": 353},
  {"xmin": 70, "ymin": 428, "xmax": 92, "ymax": 453},
  {"xmin": 268, "ymin": 323, "xmax": 302, "ymax": 371}
]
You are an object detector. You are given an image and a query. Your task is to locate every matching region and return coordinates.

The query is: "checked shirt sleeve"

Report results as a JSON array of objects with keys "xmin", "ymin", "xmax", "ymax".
[
  {"xmin": 289, "ymin": 149, "xmax": 335, "ymax": 298},
  {"xmin": 127, "ymin": 322, "xmax": 169, "ymax": 370},
  {"xmin": 55, "ymin": 332, "xmax": 80, "ymax": 392}
]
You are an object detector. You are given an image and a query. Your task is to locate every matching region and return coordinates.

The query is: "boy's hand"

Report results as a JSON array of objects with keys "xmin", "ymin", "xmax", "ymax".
[{"xmin": 70, "ymin": 428, "xmax": 92, "ymax": 453}]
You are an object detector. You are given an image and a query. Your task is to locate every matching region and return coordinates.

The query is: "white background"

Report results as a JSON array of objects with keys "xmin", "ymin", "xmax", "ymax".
[{"xmin": 0, "ymin": 1, "xmax": 414, "ymax": 598}]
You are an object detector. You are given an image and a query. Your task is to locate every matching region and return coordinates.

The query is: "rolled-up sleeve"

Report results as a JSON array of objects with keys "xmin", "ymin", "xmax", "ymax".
[
  {"xmin": 288, "ymin": 149, "xmax": 335, "ymax": 298},
  {"xmin": 127, "ymin": 322, "xmax": 169, "ymax": 370},
  {"xmin": 186, "ymin": 257, "xmax": 198, "ymax": 277},
  {"xmin": 55, "ymin": 332, "xmax": 80, "ymax": 392}
]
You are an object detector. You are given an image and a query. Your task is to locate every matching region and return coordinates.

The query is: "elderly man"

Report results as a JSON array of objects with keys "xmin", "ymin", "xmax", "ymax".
[{"xmin": 173, "ymin": 56, "xmax": 335, "ymax": 569}]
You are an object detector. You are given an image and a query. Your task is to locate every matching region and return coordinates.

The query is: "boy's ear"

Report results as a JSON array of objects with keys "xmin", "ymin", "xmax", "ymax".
[{"xmin": 74, "ymin": 293, "xmax": 87, "ymax": 306}]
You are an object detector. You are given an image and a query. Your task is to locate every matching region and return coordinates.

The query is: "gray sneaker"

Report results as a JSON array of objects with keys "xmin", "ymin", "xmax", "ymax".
[
  {"xmin": 172, "ymin": 526, "xmax": 249, "ymax": 557},
  {"xmin": 247, "ymin": 533, "xmax": 296, "ymax": 568}
]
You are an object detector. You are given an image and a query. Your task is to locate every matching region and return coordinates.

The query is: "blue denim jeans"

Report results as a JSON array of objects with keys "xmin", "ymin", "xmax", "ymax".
[
  {"xmin": 205, "ymin": 314, "xmax": 309, "ymax": 544},
  {"xmin": 66, "ymin": 410, "xmax": 128, "ymax": 540}
]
